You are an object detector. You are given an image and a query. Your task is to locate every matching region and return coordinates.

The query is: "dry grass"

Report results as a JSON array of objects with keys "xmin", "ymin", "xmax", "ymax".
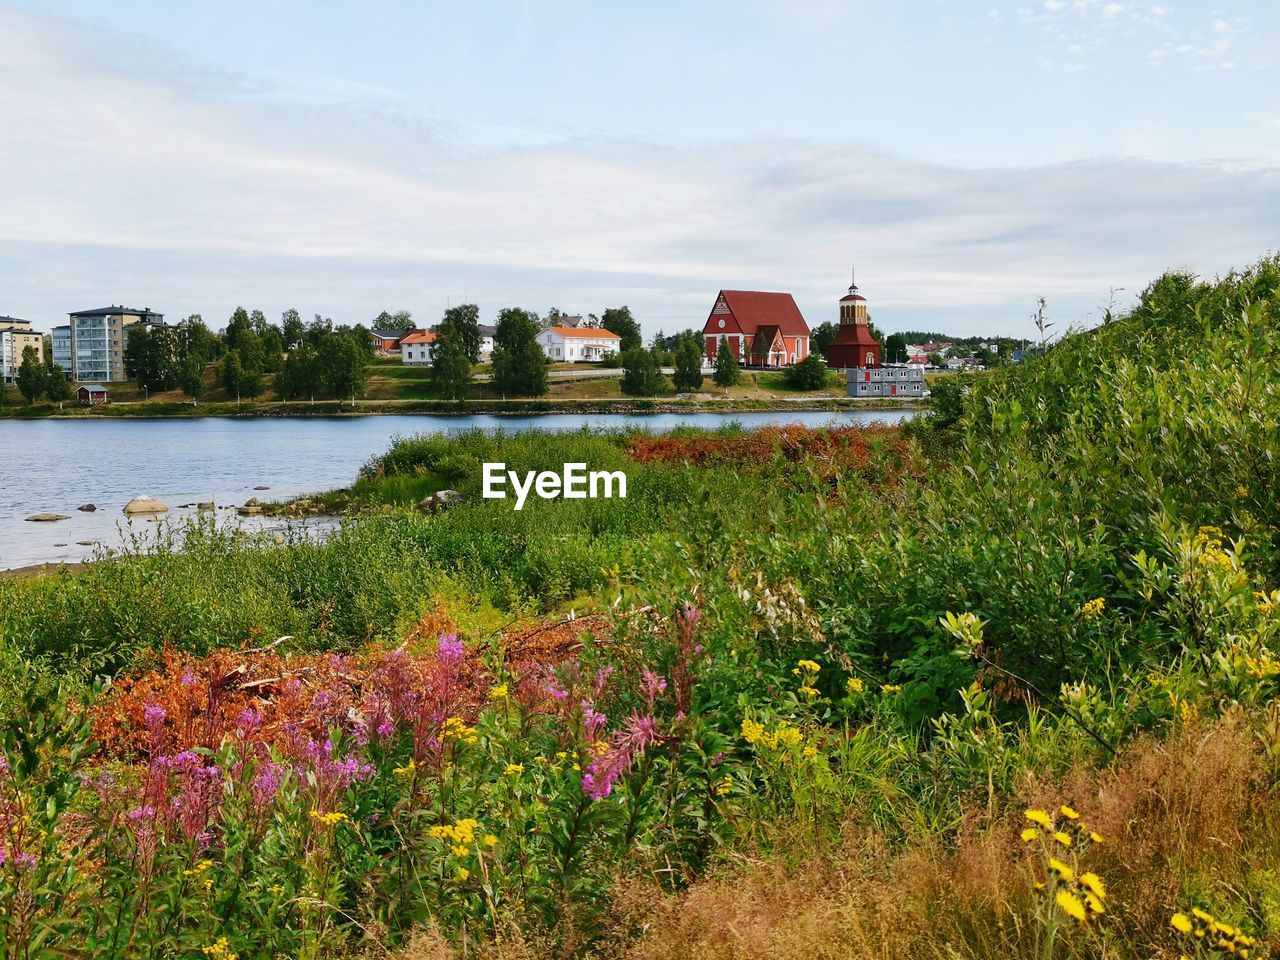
[{"xmin": 608, "ymin": 715, "xmax": 1280, "ymax": 960}]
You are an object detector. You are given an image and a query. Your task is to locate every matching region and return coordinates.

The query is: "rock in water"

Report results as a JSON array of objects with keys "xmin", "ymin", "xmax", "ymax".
[
  {"xmin": 237, "ymin": 505, "xmax": 263, "ymax": 516},
  {"xmin": 243, "ymin": 497, "xmax": 260, "ymax": 507},
  {"xmin": 123, "ymin": 496, "xmax": 169, "ymax": 516},
  {"xmin": 77, "ymin": 503, "xmax": 97, "ymax": 512},
  {"xmin": 25, "ymin": 513, "xmax": 69, "ymax": 522},
  {"xmin": 197, "ymin": 502, "xmax": 215, "ymax": 511},
  {"xmin": 254, "ymin": 485, "xmax": 270, "ymax": 491}
]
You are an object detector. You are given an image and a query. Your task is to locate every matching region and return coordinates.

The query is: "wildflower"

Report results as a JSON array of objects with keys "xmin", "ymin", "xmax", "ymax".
[
  {"xmin": 308, "ymin": 809, "xmax": 348, "ymax": 828},
  {"xmin": 392, "ymin": 759, "xmax": 417, "ymax": 778},
  {"xmin": 1060, "ymin": 805, "xmax": 1080, "ymax": 820},
  {"xmin": 503, "ymin": 763, "xmax": 524, "ymax": 776},
  {"xmin": 1171, "ymin": 913, "xmax": 1194, "ymax": 934},
  {"xmin": 794, "ymin": 659, "xmax": 820, "ymax": 675},
  {"xmin": 489, "ymin": 683, "xmax": 509, "ymax": 700},
  {"xmin": 1021, "ymin": 827, "xmax": 1040, "ymax": 843},
  {"xmin": 1047, "ymin": 858, "xmax": 1074, "ymax": 882},
  {"xmin": 802, "ymin": 745, "xmax": 818, "ymax": 758},
  {"xmin": 452, "ymin": 843, "xmax": 469, "ymax": 857},
  {"xmin": 267, "ymin": 883, "xmax": 285, "ymax": 896},
  {"xmin": 455, "ymin": 866, "xmax": 470, "ymax": 881},
  {"xmin": 1089, "ymin": 831, "xmax": 1104, "ymax": 844},
  {"xmin": 715, "ymin": 775, "xmax": 733, "ymax": 797},
  {"xmin": 846, "ymin": 677, "xmax": 864, "ymax": 696},
  {"xmin": 1080, "ymin": 597, "xmax": 1105, "ymax": 619},
  {"xmin": 1025, "ymin": 809, "xmax": 1054, "ymax": 830},
  {"xmin": 741, "ymin": 717, "xmax": 765, "ymax": 744},
  {"xmin": 1053, "ymin": 831, "xmax": 1072, "ymax": 847},
  {"xmin": 483, "ymin": 834, "xmax": 498, "ymax": 848},
  {"xmin": 1056, "ymin": 889, "xmax": 1088, "ymax": 923},
  {"xmin": 881, "ymin": 684, "xmax": 902, "ymax": 693},
  {"xmin": 1078, "ymin": 872, "xmax": 1106, "ymax": 900}
]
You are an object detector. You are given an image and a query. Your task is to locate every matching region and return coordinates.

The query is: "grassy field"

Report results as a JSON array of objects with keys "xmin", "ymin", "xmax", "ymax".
[{"xmin": 1, "ymin": 257, "xmax": 1278, "ymax": 958}]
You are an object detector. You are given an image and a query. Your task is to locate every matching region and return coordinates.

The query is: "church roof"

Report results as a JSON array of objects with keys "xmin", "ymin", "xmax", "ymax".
[{"xmin": 714, "ymin": 290, "xmax": 810, "ymax": 337}]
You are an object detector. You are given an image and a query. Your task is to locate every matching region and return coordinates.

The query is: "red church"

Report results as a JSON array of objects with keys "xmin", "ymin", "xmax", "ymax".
[
  {"xmin": 823, "ymin": 275, "xmax": 881, "ymax": 369},
  {"xmin": 702, "ymin": 290, "xmax": 811, "ymax": 367}
]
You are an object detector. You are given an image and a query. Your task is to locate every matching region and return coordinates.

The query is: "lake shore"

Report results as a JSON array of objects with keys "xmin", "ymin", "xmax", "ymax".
[{"xmin": 0, "ymin": 395, "xmax": 922, "ymax": 420}]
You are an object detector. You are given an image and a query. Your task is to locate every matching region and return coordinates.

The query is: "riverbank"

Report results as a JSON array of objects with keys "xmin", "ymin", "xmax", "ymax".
[{"xmin": 0, "ymin": 395, "xmax": 922, "ymax": 419}]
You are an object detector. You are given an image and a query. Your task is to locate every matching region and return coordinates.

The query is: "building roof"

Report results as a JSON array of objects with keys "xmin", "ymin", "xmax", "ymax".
[
  {"xmin": 714, "ymin": 291, "xmax": 810, "ymax": 337},
  {"xmin": 545, "ymin": 325, "xmax": 621, "ymax": 339},
  {"xmin": 370, "ymin": 329, "xmax": 405, "ymax": 341},
  {"xmin": 478, "ymin": 324, "xmax": 497, "ymax": 337},
  {"xmin": 0, "ymin": 316, "xmax": 34, "ymax": 330},
  {"xmin": 79, "ymin": 383, "xmax": 108, "ymax": 393},
  {"xmin": 70, "ymin": 305, "xmax": 163, "ymax": 319},
  {"xmin": 400, "ymin": 329, "xmax": 437, "ymax": 345}
]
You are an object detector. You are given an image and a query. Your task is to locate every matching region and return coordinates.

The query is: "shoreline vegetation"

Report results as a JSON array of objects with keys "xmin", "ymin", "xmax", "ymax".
[
  {"xmin": 1, "ymin": 258, "xmax": 1278, "ymax": 958},
  {"xmin": 0, "ymin": 393, "xmax": 922, "ymax": 419}
]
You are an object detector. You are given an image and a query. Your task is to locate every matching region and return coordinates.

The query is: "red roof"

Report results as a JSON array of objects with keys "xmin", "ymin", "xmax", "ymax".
[
  {"xmin": 400, "ymin": 330, "xmax": 436, "ymax": 345},
  {"xmin": 707, "ymin": 290, "xmax": 810, "ymax": 337},
  {"xmin": 545, "ymin": 326, "xmax": 620, "ymax": 340}
]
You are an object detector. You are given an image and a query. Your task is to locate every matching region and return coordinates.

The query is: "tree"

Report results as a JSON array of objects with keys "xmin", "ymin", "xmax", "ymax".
[
  {"xmin": 811, "ymin": 321, "xmax": 839, "ymax": 357},
  {"xmin": 492, "ymin": 308, "xmax": 548, "ymax": 397},
  {"xmin": 431, "ymin": 332, "xmax": 473, "ymax": 402},
  {"xmin": 44, "ymin": 363, "xmax": 71, "ymax": 404},
  {"xmin": 277, "ymin": 342, "xmax": 322, "ymax": 401},
  {"xmin": 281, "ymin": 309, "xmax": 305, "ymax": 350},
  {"xmin": 884, "ymin": 333, "xmax": 908, "ymax": 364},
  {"xmin": 673, "ymin": 338, "xmax": 704, "ymax": 391},
  {"xmin": 225, "ymin": 307, "xmax": 253, "ymax": 351},
  {"xmin": 372, "ymin": 309, "xmax": 414, "ymax": 332},
  {"xmin": 620, "ymin": 347, "xmax": 665, "ymax": 397},
  {"xmin": 601, "ymin": 306, "xmax": 642, "ymax": 353},
  {"xmin": 440, "ymin": 304, "xmax": 483, "ymax": 364},
  {"xmin": 220, "ymin": 350, "xmax": 245, "ymax": 399},
  {"xmin": 239, "ymin": 368, "xmax": 264, "ymax": 400},
  {"xmin": 178, "ymin": 314, "xmax": 219, "ymax": 363},
  {"xmin": 786, "ymin": 353, "xmax": 831, "ymax": 390},
  {"xmin": 17, "ymin": 347, "xmax": 45, "ymax": 404},
  {"xmin": 927, "ymin": 351, "xmax": 945, "ymax": 368},
  {"xmin": 713, "ymin": 336, "xmax": 741, "ymax": 388},
  {"xmin": 0, "ymin": 377, "xmax": 7, "ymax": 407},
  {"xmin": 176, "ymin": 355, "xmax": 205, "ymax": 399},
  {"xmin": 320, "ymin": 331, "xmax": 369, "ymax": 401}
]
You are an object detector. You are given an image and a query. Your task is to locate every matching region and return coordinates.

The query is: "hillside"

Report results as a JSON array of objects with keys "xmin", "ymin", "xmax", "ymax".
[{"xmin": 0, "ymin": 256, "xmax": 1277, "ymax": 958}]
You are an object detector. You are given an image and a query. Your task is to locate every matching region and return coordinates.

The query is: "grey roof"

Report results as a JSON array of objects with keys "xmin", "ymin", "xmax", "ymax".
[
  {"xmin": 79, "ymin": 383, "xmax": 108, "ymax": 392},
  {"xmin": 70, "ymin": 305, "xmax": 163, "ymax": 319},
  {"xmin": 478, "ymin": 324, "xmax": 497, "ymax": 336},
  {"xmin": 370, "ymin": 329, "xmax": 405, "ymax": 340}
]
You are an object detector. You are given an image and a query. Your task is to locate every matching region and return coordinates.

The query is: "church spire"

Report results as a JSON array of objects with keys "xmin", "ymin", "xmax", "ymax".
[{"xmin": 849, "ymin": 262, "xmax": 858, "ymax": 296}]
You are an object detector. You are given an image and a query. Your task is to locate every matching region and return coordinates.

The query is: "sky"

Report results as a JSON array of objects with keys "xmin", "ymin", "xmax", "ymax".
[{"xmin": 1, "ymin": 0, "xmax": 1277, "ymax": 340}]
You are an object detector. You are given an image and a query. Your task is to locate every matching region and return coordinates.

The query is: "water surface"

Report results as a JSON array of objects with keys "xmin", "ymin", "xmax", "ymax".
[{"xmin": 0, "ymin": 410, "xmax": 913, "ymax": 570}]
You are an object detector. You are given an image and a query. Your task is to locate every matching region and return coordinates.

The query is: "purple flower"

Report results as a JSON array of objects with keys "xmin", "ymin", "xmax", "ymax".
[
  {"xmin": 436, "ymin": 634, "xmax": 465, "ymax": 665},
  {"xmin": 179, "ymin": 671, "xmax": 198, "ymax": 686},
  {"xmin": 143, "ymin": 704, "xmax": 166, "ymax": 730},
  {"xmin": 236, "ymin": 708, "xmax": 262, "ymax": 736},
  {"xmin": 252, "ymin": 761, "xmax": 286, "ymax": 811}
]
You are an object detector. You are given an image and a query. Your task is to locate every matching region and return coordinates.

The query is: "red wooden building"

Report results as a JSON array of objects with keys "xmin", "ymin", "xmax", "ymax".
[
  {"xmin": 702, "ymin": 290, "xmax": 811, "ymax": 367},
  {"xmin": 823, "ymin": 278, "xmax": 881, "ymax": 369}
]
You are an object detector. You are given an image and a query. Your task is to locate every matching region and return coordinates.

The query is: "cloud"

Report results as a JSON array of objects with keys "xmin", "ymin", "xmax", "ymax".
[{"xmin": 0, "ymin": 5, "xmax": 1276, "ymax": 337}]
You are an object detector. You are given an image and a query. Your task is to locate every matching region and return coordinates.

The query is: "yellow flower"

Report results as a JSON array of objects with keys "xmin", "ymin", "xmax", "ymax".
[
  {"xmin": 798, "ymin": 685, "xmax": 820, "ymax": 698},
  {"xmin": 1083, "ymin": 891, "xmax": 1105, "ymax": 915},
  {"xmin": 1047, "ymin": 858, "xmax": 1074, "ymax": 882},
  {"xmin": 715, "ymin": 775, "xmax": 733, "ymax": 797},
  {"xmin": 1024, "ymin": 809, "xmax": 1054, "ymax": 829},
  {"xmin": 1060, "ymin": 805, "xmax": 1080, "ymax": 820},
  {"xmin": 483, "ymin": 834, "xmax": 498, "ymax": 847},
  {"xmin": 846, "ymin": 677, "xmax": 864, "ymax": 695},
  {"xmin": 881, "ymin": 683, "xmax": 902, "ymax": 694},
  {"xmin": 1171, "ymin": 913, "xmax": 1194, "ymax": 934},
  {"xmin": 1053, "ymin": 831, "xmax": 1072, "ymax": 847},
  {"xmin": 1021, "ymin": 827, "xmax": 1041, "ymax": 843},
  {"xmin": 452, "ymin": 843, "xmax": 469, "ymax": 857},
  {"xmin": 308, "ymin": 809, "xmax": 348, "ymax": 827},
  {"xmin": 1056, "ymin": 890, "xmax": 1088, "ymax": 923},
  {"xmin": 392, "ymin": 759, "xmax": 417, "ymax": 778},
  {"xmin": 1081, "ymin": 597, "xmax": 1105, "ymax": 619},
  {"xmin": 489, "ymin": 683, "xmax": 509, "ymax": 700},
  {"xmin": 1089, "ymin": 831, "xmax": 1104, "ymax": 844},
  {"xmin": 267, "ymin": 883, "xmax": 285, "ymax": 896},
  {"xmin": 455, "ymin": 866, "xmax": 470, "ymax": 882},
  {"xmin": 504, "ymin": 763, "xmax": 524, "ymax": 776},
  {"xmin": 802, "ymin": 745, "xmax": 818, "ymax": 758},
  {"xmin": 1078, "ymin": 872, "xmax": 1106, "ymax": 900},
  {"xmin": 796, "ymin": 659, "xmax": 820, "ymax": 674},
  {"xmin": 741, "ymin": 717, "xmax": 765, "ymax": 744}
]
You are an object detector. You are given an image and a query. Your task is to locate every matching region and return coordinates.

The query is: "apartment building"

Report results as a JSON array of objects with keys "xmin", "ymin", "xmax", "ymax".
[
  {"xmin": 51, "ymin": 325, "xmax": 71, "ymax": 374},
  {"xmin": 0, "ymin": 316, "xmax": 45, "ymax": 384},
  {"xmin": 68, "ymin": 305, "xmax": 163, "ymax": 382}
]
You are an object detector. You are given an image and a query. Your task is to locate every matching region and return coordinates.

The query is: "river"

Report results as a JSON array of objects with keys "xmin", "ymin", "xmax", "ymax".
[{"xmin": 0, "ymin": 409, "xmax": 914, "ymax": 570}]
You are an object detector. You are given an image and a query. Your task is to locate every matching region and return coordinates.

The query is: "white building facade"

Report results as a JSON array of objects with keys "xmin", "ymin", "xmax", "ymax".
[{"xmin": 540, "ymin": 325, "xmax": 621, "ymax": 361}]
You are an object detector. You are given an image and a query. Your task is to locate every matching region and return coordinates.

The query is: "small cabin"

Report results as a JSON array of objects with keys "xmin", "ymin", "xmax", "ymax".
[{"xmin": 77, "ymin": 384, "xmax": 108, "ymax": 407}]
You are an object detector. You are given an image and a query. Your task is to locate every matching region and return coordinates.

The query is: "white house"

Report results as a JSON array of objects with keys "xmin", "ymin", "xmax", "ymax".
[
  {"xmin": 478, "ymin": 324, "xmax": 496, "ymax": 362},
  {"xmin": 540, "ymin": 325, "xmax": 621, "ymax": 362},
  {"xmin": 400, "ymin": 329, "xmax": 436, "ymax": 365}
]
